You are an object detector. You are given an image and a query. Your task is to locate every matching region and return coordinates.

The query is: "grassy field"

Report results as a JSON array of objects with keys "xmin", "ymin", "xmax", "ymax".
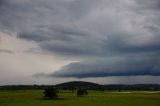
[{"xmin": 0, "ymin": 90, "xmax": 160, "ymax": 106}]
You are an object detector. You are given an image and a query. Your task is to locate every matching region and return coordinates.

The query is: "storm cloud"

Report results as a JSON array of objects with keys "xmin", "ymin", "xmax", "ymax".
[
  {"xmin": 51, "ymin": 56, "xmax": 160, "ymax": 78},
  {"xmin": 0, "ymin": 0, "xmax": 160, "ymax": 79}
]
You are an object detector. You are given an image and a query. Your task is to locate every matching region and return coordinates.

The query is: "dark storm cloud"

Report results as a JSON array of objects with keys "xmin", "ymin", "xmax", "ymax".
[
  {"xmin": 18, "ymin": 32, "xmax": 51, "ymax": 42},
  {"xmin": 0, "ymin": 0, "xmax": 11, "ymax": 7},
  {"xmin": 17, "ymin": 25, "xmax": 89, "ymax": 42},
  {"xmin": 0, "ymin": 0, "xmax": 160, "ymax": 78},
  {"xmin": 0, "ymin": 0, "xmax": 7, "ymax": 6},
  {"xmin": 50, "ymin": 55, "xmax": 160, "ymax": 78}
]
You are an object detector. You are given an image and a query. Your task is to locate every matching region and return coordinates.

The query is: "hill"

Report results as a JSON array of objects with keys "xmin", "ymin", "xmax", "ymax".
[
  {"xmin": 55, "ymin": 81, "xmax": 101, "ymax": 90},
  {"xmin": 55, "ymin": 81, "xmax": 160, "ymax": 91}
]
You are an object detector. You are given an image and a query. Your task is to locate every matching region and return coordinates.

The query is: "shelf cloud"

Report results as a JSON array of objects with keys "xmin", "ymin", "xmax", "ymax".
[{"xmin": 50, "ymin": 56, "xmax": 160, "ymax": 78}]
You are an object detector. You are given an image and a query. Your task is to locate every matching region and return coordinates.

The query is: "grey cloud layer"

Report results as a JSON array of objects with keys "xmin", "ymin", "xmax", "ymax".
[
  {"xmin": 0, "ymin": 0, "xmax": 160, "ymax": 78},
  {"xmin": 51, "ymin": 56, "xmax": 160, "ymax": 78},
  {"xmin": 0, "ymin": 49, "xmax": 14, "ymax": 54}
]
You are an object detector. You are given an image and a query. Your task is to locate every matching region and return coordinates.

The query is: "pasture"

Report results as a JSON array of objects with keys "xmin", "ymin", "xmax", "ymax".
[{"xmin": 0, "ymin": 90, "xmax": 160, "ymax": 106}]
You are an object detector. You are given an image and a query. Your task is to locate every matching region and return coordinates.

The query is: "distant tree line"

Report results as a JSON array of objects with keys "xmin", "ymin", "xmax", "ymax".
[
  {"xmin": 0, "ymin": 85, "xmax": 49, "ymax": 90},
  {"xmin": 0, "ymin": 83, "xmax": 160, "ymax": 91}
]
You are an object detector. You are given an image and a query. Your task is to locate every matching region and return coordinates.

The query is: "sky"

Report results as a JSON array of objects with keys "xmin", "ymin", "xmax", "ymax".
[{"xmin": 0, "ymin": 0, "xmax": 160, "ymax": 85}]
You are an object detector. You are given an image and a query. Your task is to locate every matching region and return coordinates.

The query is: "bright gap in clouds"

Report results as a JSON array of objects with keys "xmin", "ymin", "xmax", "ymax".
[{"xmin": 0, "ymin": 32, "xmax": 74, "ymax": 85}]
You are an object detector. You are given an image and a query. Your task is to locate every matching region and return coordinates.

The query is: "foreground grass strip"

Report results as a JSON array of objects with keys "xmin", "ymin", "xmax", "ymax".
[{"xmin": 0, "ymin": 90, "xmax": 160, "ymax": 106}]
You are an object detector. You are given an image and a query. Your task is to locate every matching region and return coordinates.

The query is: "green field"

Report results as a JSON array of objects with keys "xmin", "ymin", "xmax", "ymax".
[{"xmin": 0, "ymin": 90, "xmax": 160, "ymax": 106}]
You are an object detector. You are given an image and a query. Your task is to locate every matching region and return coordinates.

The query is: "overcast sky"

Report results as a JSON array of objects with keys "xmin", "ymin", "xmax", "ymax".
[{"xmin": 0, "ymin": 0, "xmax": 160, "ymax": 85}]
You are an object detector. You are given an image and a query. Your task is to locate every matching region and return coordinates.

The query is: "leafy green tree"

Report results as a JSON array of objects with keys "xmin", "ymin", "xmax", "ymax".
[
  {"xmin": 77, "ymin": 88, "xmax": 88, "ymax": 96},
  {"xmin": 44, "ymin": 87, "xmax": 58, "ymax": 99}
]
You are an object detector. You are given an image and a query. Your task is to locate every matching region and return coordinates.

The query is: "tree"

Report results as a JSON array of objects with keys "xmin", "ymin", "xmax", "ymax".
[
  {"xmin": 77, "ymin": 88, "xmax": 88, "ymax": 96},
  {"xmin": 44, "ymin": 87, "xmax": 58, "ymax": 99}
]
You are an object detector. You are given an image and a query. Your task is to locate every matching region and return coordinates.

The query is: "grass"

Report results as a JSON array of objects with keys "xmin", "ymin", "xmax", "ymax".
[{"xmin": 0, "ymin": 90, "xmax": 160, "ymax": 106}]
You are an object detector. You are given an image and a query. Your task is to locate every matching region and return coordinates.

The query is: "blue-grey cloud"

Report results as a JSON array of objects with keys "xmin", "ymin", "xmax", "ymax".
[
  {"xmin": 0, "ymin": 0, "xmax": 7, "ymax": 6},
  {"xmin": 0, "ymin": 0, "xmax": 160, "ymax": 78},
  {"xmin": 51, "ymin": 56, "xmax": 160, "ymax": 78}
]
